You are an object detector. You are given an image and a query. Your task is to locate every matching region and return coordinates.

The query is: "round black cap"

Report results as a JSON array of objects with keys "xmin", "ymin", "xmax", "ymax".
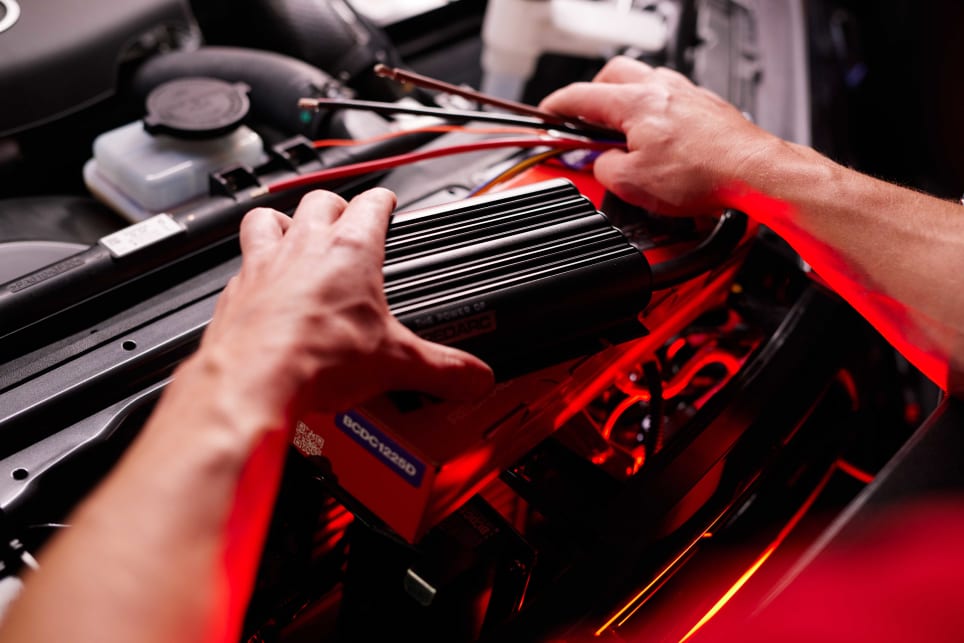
[{"xmin": 143, "ymin": 77, "xmax": 251, "ymax": 139}]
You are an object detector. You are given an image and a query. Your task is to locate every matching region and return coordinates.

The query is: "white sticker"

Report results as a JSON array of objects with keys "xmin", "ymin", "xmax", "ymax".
[{"xmin": 98, "ymin": 213, "xmax": 184, "ymax": 258}]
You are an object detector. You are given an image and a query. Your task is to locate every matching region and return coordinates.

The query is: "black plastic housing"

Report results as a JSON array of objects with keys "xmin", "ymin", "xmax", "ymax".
[{"xmin": 0, "ymin": 0, "xmax": 196, "ymax": 136}]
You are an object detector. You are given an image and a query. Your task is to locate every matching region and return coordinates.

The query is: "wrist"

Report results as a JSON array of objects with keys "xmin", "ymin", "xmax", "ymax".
[
  {"xmin": 716, "ymin": 137, "xmax": 841, "ymax": 226},
  {"xmin": 159, "ymin": 348, "xmax": 294, "ymax": 449}
]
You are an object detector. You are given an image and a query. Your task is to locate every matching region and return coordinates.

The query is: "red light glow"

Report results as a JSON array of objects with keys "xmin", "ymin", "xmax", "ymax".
[
  {"xmin": 676, "ymin": 464, "xmax": 838, "ymax": 643},
  {"xmin": 553, "ymin": 263, "xmax": 747, "ymax": 431},
  {"xmin": 834, "ymin": 459, "xmax": 875, "ymax": 485}
]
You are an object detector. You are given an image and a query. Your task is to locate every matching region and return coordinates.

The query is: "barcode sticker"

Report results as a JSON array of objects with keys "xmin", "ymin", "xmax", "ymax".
[{"xmin": 99, "ymin": 214, "xmax": 184, "ymax": 258}]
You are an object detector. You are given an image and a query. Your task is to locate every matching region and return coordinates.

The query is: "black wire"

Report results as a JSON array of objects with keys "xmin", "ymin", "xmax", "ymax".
[
  {"xmin": 299, "ymin": 97, "xmax": 626, "ymax": 141},
  {"xmin": 649, "ymin": 209, "xmax": 749, "ymax": 289}
]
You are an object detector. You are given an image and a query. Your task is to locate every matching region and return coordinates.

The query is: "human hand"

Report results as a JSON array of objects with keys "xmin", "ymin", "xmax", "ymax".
[
  {"xmin": 540, "ymin": 56, "xmax": 780, "ymax": 216},
  {"xmin": 199, "ymin": 188, "xmax": 494, "ymax": 422}
]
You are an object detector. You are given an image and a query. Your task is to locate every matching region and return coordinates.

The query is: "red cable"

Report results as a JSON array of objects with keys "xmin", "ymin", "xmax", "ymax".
[{"xmin": 266, "ymin": 137, "xmax": 625, "ymax": 194}]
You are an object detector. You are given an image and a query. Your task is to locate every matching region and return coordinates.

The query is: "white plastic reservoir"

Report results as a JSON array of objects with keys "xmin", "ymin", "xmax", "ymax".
[{"xmin": 84, "ymin": 120, "xmax": 264, "ymax": 221}]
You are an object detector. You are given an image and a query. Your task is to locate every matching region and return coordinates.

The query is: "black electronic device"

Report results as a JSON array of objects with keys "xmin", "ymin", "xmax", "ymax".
[{"xmin": 386, "ymin": 179, "xmax": 652, "ymax": 378}]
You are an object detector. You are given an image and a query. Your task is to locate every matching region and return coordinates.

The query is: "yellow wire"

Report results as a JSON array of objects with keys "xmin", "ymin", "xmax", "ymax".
[{"xmin": 470, "ymin": 149, "xmax": 565, "ymax": 196}]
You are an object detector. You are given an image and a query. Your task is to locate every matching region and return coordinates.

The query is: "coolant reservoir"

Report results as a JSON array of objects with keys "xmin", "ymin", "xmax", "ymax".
[{"xmin": 84, "ymin": 77, "xmax": 265, "ymax": 221}]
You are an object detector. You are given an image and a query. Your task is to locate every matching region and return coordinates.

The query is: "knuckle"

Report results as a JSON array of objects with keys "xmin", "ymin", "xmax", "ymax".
[
  {"xmin": 331, "ymin": 225, "xmax": 374, "ymax": 252},
  {"xmin": 607, "ymin": 55, "xmax": 635, "ymax": 72},
  {"xmin": 301, "ymin": 189, "xmax": 347, "ymax": 211},
  {"xmin": 652, "ymin": 66, "xmax": 677, "ymax": 80}
]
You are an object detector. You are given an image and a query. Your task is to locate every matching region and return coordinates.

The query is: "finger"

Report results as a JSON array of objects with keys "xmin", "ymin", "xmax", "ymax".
[
  {"xmin": 332, "ymin": 188, "xmax": 397, "ymax": 261},
  {"xmin": 539, "ymin": 83, "xmax": 628, "ymax": 131},
  {"xmin": 593, "ymin": 55, "xmax": 654, "ymax": 83},
  {"xmin": 337, "ymin": 187, "xmax": 396, "ymax": 237},
  {"xmin": 593, "ymin": 149, "xmax": 662, "ymax": 210},
  {"xmin": 290, "ymin": 189, "xmax": 348, "ymax": 229},
  {"xmin": 595, "ymin": 150, "xmax": 688, "ymax": 214},
  {"xmin": 239, "ymin": 207, "xmax": 289, "ymax": 272},
  {"xmin": 592, "ymin": 148, "xmax": 636, "ymax": 197},
  {"xmin": 384, "ymin": 322, "xmax": 495, "ymax": 401}
]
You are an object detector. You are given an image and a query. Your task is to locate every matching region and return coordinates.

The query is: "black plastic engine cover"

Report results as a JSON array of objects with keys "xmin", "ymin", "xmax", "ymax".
[{"xmin": 0, "ymin": 0, "xmax": 196, "ymax": 136}]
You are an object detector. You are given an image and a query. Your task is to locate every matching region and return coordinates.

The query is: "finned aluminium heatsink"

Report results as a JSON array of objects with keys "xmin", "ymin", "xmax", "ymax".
[{"xmin": 385, "ymin": 179, "xmax": 653, "ymax": 378}]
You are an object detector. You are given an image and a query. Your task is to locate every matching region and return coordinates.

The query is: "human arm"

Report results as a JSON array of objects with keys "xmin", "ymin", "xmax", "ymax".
[
  {"xmin": 0, "ymin": 188, "xmax": 493, "ymax": 643},
  {"xmin": 540, "ymin": 56, "xmax": 964, "ymax": 395}
]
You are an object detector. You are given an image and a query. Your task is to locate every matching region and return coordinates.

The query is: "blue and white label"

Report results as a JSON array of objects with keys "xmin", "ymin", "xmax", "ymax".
[{"xmin": 335, "ymin": 411, "xmax": 426, "ymax": 487}]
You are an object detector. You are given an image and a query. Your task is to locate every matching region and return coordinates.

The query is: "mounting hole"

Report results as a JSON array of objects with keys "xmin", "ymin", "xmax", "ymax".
[
  {"xmin": 122, "ymin": 340, "xmax": 137, "ymax": 351},
  {"xmin": 11, "ymin": 468, "xmax": 28, "ymax": 481}
]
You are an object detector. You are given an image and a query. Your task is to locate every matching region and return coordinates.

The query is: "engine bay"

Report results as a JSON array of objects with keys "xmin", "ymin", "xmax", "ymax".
[{"xmin": 0, "ymin": 1, "xmax": 958, "ymax": 641}]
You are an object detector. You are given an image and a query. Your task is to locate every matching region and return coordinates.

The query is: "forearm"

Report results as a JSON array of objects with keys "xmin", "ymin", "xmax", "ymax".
[
  {"xmin": 0, "ymin": 187, "xmax": 491, "ymax": 643},
  {"xmin": 539, "ymin": 56, "xmax": 964, "ymax": 391},
  {"xmin": 0, "ymin": 352, "xmax": 291, "ymax": 643},
  {"xmin": 0, "ymin": 189, "xmax": 492, "ymax": 643},
  {"xmin": 724, "ymin": 137, "xmax": 964, "ymax": 393}
]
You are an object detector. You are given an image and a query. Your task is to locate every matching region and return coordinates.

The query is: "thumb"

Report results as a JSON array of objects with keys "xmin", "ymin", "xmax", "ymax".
[{"xmin": 385, "ymin": 322, "xmax": 495, "ymax": 402}]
